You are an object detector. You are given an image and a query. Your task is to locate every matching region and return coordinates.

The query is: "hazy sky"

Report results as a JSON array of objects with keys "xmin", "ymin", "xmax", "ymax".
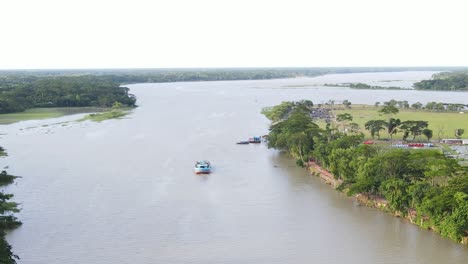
[{"xmin": 1, "ymin": 0, "xmax": 467, "ymax": 69}]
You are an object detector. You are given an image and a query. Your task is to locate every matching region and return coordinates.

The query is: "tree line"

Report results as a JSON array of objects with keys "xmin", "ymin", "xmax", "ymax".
[
  {"xmin": 1, "ymin": 69, "xmax": 466, "ymax": 114},
  {"xmin": 375, "ymin": 99, "xmax": 467, "ymax": 112},
  {"xmin": 3, "ymin": 67, "xmax": 455, "ymax": 83},
  {"xmin": 262, "ymin": 101, "xmax": 468, "ymax": 244},
  {"xmin": 0, "ymin": 76, "xmax": 137, "ymax": 113},
  {"xmin": 0, "ymin": 147, "xmax": 21, "ymax": 264},
  {"xmin": 325, "ymin": 82, "xmax": 409, "ymax": 90},
  {"xmin": 414, "ymin": 71, "xmax": 468, "ymax": 91},
  {"xmin": 0, "ymin": 68, "xmax": 392, "ymax": 114}
]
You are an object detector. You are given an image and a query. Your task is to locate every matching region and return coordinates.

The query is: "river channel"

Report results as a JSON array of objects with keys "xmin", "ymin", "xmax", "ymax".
[{"xmin": 2, "ymin": 71, "xmax": 467, "ymax": 263}]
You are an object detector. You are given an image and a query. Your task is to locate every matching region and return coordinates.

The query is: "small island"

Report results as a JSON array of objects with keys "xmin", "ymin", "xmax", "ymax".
[{"xmin": 324, "ymin": 82, "xmax": 411, "ymax": 90}]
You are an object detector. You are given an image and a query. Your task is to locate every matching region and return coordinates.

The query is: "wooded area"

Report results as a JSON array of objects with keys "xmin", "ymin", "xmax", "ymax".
[
  {"xmin": 263, "ymin": 101, "xmax": 468, "ymax": 243},
  {"xmin": 414, "ymin": 71, "xmax": 468, "ymax": 91}
]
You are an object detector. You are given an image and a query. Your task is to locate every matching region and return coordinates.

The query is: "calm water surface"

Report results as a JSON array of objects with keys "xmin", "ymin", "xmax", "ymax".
[{"xmin": 2, "ymin": 72, "xmax": 467, "ymax": 263}]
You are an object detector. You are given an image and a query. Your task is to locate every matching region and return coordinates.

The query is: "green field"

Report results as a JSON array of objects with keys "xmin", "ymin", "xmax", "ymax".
[
  {"xmin": 0, "ymin": 107, "xmax": 107, "ymax": 124},
  {"xmin": 333, "ymin": 105, "xmax": 468, "ymax": 140}
]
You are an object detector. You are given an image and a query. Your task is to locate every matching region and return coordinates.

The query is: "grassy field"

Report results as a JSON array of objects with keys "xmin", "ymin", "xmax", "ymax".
[
  {"xmin": 333, "ymin": 105, "xmax": 468, "ymax": 140},
  {"xmin": 0, "ymin": 107, "xmax": 108, "ymax": 124}
]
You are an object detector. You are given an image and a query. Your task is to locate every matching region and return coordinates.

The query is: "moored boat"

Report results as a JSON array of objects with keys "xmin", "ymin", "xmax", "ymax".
[
  {"xmin": 194, "ymin": 160, "xmax": 211, "ymax": 174},
  {"xmin": 248, "ymin": 136, "xmax": 262, "ymax": 143},
  {"xmin": 236, "ymin": 141, "xmax": 250, "ymax": 144}
]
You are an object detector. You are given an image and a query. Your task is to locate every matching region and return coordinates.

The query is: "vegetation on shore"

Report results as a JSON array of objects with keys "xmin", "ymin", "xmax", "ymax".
[
  {"xmin": 325, "ymin": 71, "xmax": 468, "ymax": 91},
  {"xmin": 2, "ymin": 67, "xmax": 452, "ymax": 85},
  {"xmin": 414, "ymin": 71, "xmax": 468, "ymax": 91},
  {"xmin": 324, "ymin": 82, "xmax": 411, "ymax": 90},
  {"xmin": 262, "ymin": 100, "xmax": 468, "ymax": 244},
  {"xmin": 79, "ymin": 103, "xmax": 131, "ymax": 122},
  {"xmin": 0, "ymin": 107, "xmax": 109, "ymax": 124},
  {"xmin": 0, "ymin": 75, "xmax": 136, "ymax": 114},
  {"xmin": 80, "ymin": 110, "xmax": 128, "ymax": 122},
  {"xmin": 0, "ymin": 147, "xmax": 21, "ymax": 263},
  {"xmin": 1, "ymin": 67, "xmax": 466, "ymax": 116}
]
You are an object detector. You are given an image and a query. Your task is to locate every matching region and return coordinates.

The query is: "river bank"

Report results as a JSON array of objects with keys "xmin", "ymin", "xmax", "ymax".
[
  {"xmin": 0, "ymin": 107, "xmax": 109, "ymax": 124},
  {"xmin": 307, "ymin": 161, "xmax": 468, "ymax": 245}
]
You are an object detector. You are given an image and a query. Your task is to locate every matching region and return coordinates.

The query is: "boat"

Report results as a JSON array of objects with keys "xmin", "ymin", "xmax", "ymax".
[
  {"xmin": 194, "ymin": 160, "xmax": 211, "ymax": 174},
  {"xmin": 248, "ymin": 136, "xmax": 262, "ymax": 143},
  {"xmin": 236, "ymin": 141, "xmax": 250, "ymax": 144}
]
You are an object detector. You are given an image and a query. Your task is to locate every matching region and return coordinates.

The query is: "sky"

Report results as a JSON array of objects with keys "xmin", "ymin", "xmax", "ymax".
[{"xmin": 1, "ymin": 0, "xmax": 467, "ymax": 69}]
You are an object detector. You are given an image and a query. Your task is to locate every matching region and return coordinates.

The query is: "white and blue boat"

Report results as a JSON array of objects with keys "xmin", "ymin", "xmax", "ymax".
[
  {"xmin": 194, "ymin": 160, "xmax": 211, "ymax": 174},
  {"xmin": 248, "ymin": 136, "xmax": 262, "ymax": 143}
]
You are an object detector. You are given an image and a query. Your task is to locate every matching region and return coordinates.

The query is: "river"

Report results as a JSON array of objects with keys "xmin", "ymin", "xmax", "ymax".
[{"xmin": 1, "ymin": 71, "xmax": 467, "ymax": 263}]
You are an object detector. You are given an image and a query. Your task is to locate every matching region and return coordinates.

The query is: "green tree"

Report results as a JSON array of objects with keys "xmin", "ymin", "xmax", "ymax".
[
  {"xmin": 396, "ymin": 100, "xmax": 409, "ymax": 109},
  {"xmin": 379, "ymin": 105, "xmax": 399, "ymax": 115},
  {"xmin": 261, "ymin": 101, "xmax": 296, "ymax": 122},
  {"xmin": 400, "ymin": 120, "xmax": 429, "ymax": 141},
  {"xmin": 0, "ymin": 235, "xmax": 19, "ymax": 264},
  {"xmin": 267, "ymin": 109, "xmax": 321, "ymax": 165},
  {"xmin": 349, "ymin": 122, "xmax": 360, "ymax": 134},
  {"xmin": 336, "ymin": 113, "xmax": 353, "ymax": 133},
  {"xmin": 384, "ymin": 100, "xmax": 398, "ymax": 107},
  {"xmin": 381, "ymin": 178, "xmax": 409, "ymax": 211},
  {"xmin": 408, "ymin": 182, "xmax": 431, "ymax": 208},
  {"xmin": 342, "ymin": 100, "xmax": 351, "ymax": 109},
  {"xmin": 455, "ymin": 128, "xmax": 464, "ymax": 139},
  {"xmin": 422, "ymin": 129, "xmax": 433, "ymax": 141},
  {"xmin": 387, "ymin": 118, "xmax": 401, "ymax": 140},
  {"xmin": 439, "ymin": 192, "xmax": 468, "ymax": 242},
  {"xmin": 364, "ymin": 120, "xmax": 387, "ymax": 139},
  {"xmin": 411, "ymin": 102, "xmax": 423, "ymax": 110},
  {"xmin": 0, "ymin": 158, "xmax": 21, "ymax": 264}
]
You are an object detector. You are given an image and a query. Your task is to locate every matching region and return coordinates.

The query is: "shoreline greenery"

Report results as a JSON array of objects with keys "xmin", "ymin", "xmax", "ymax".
[
  {"xmin": 262, "ymin": 100, "xmax": 468, "ymax": 244},
  {"xmin": 0, "ymin": 76, "xmax": 136, "ymax": 114},
  {"xmin": 0, "ymin": 148, "xmax": 21, "ymax": 263},
  {"xmin": 80, "ymin": 110, "xmax": 129, "ymax": 122},
  {"xmin": 79, "ymin": 103, "xmax": 131, "ymax": 122},
  {"xmin": 0, "ymin": 107, "xmax": 109, "ymax": 124},
  {"xmin": 324, "ymin": 82, "xmax": 411, "ymax": 90},
  {"xmin": 1, "ymin": 67, "xmax": 466, "ymax": 115},
  {"xmin": 326, "ymin": 70, "xmax": 468, "ymax": 91},
  {"xmin": 414, "ymin": 71, "xmax": 468, "ymax": 91}
]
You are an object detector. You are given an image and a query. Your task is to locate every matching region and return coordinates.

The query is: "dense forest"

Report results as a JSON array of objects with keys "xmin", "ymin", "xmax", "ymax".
[
  {"xmin": 262, "ymin": 101, "xmax": 468, "ymax": 244},
  {"xmin": 414, "ymin": 71, "xmax": 468, "ymax": 91},
  {"xmin": 0, "ymin": 147, "xmax": 21, "ymax": 264},
  {"xmin": 0, "ymin": 76, "xmax": 136, "ymax": 113}
]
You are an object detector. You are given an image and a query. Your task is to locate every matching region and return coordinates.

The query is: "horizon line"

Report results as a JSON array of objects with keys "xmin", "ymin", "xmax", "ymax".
[{"xmin": 1, "ymin": 66, "xmax": 468, "ymax": 71}]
